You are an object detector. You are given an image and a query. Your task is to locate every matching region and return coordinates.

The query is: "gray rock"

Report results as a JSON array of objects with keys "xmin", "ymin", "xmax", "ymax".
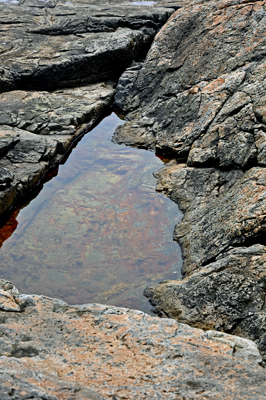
[
  {"xmin": 0, "ymin": 83, "xmax": 115, "ymax": 216},
  {"xmin": 114, "ymin": 0, "xmax": 266, "ymax": 169},
  {"xmin": 0, "ymin": 167, "xmax": 14, "ymax": 191},
  {"xmin": 144, "ymin": 244, "xmax": 266, "ymax": 363},
  {"xmin": 0, "ymin": 288, "xmax": 265, "ymax": 399},
  {"xmin": 0, "ymin": 1, "xmax": 173, "ymax": 92},
  {"xmin": 114, "ymin": 61, "xmax": 143, "ymax": 110},
  {"xmin": 114, "ymin": 0, "xmax": 266, "ymax": 366},
  {"xmin": 0, "ymin": 0, "xmax": 174, "ymax": 217}
]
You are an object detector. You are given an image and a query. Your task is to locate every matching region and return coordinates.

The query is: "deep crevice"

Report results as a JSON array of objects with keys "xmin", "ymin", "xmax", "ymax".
[{"xmin": 232, "ymin": 233, "xmax": 266, "ymax": 248}]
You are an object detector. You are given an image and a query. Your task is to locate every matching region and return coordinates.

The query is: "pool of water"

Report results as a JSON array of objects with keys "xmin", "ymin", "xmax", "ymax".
[{"xmin": 0, "ymin": 113, "xmax": 182, "ymax": 312}]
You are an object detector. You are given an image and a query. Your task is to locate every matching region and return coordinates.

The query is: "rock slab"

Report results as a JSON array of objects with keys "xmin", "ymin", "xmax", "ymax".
[{"xmin": 0, "ymin": 280, "xmax": 265, "ymax": 399}]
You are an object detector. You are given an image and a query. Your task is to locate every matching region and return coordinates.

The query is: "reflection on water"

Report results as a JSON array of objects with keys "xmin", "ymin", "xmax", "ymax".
[
  {"xmin": 132, "ymin": 1, "xmax": 156, "ymax": 5},
  {"xmin": 0, "ymin": 113, "xmax": 182, "ymax": 312}
]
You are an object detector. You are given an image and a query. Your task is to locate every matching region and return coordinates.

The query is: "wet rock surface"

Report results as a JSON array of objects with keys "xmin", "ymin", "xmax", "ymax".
[
  {"xmin": 0, "ymin": 0, "xmax": 174, "ymax": 218},
  {"xmin": 0, "ymin": 280, "xmax": 265, "ymax": 399},
  {"xmin": 114, "ymin": 0, "xmax": 266, "ymax": 364}
]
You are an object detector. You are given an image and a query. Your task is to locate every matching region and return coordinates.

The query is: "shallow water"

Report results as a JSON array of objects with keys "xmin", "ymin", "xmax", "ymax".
[{"xmin": 0, "ymin": 113, "xmax": 182, "ymax": 312}]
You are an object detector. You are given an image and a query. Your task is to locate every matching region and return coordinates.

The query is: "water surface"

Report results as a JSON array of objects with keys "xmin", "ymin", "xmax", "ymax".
[{"xmin": 0, "ymin": 113, "xmax": 182, "ymax": 312}]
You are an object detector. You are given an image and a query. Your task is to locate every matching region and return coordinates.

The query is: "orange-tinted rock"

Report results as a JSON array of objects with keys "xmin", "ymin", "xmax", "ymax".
[
  {"xmin": 0, "ymin": 283, "xmax": 265, "ymax": 399},
  {"xmin": 0, "ymin": 289, "xmax": 20, "ymax": 312}
]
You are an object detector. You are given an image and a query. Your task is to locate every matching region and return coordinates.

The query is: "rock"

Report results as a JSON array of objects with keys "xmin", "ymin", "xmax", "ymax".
[
  {"xmin": 0, "ymin": 290, "xmax": 20, "ymax": 312},
  {"xmin": 0, "ymin": 167, "xmax": 14, "ymax": 191},
  {"xmin": 0, "ymin": 280, "xmax": 20, "ymax": 311},
  {"xmin": 114, "ymin": 0, "xmax": 266, "ymax": 365},
  {"xmin": 114, "ymin": 0, "xmax": 266, "ymax": 166},
  {"xmin": 0, "ymin": 83, "xmax": 115, "ymax": 216},
  {"xmin": 0, "ymin": 0, "xmax": 174, "ymax": 217},
  {"xmin": 0, "ymin": 286, "xmax": 265, "ymax": 399},
  {"xmin": 0, "ymin": 279, "xmax": 20, "ymax": 296},
  {"xmin": 114, "ymin": 61, "xmax": 143, "ymax": 110},
  {"xmin": 144, "ymin": 244, "xmax": 266, "ymax": 361},
  {"xmin": 0, "ymin": 1, "xmax": 173, "ymax": 92},
  {"xmin": 1, "ymin": 0, "xmax": 266, "ymax": 394},
  {"xmin": 146, "ymin": 158, "xmax": 266, "ymax": 363},
  {"xmin": 154, "ymin": 164, "xmax": 266, "ymax": 275}
]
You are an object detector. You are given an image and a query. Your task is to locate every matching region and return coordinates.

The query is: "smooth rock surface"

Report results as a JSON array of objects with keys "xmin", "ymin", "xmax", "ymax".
[{"xmin": 0, "ymin": 281, "xmax": 265, "ymax": 399}]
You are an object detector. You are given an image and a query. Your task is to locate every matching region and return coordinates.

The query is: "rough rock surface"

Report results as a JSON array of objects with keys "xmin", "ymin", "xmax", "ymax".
[
  {"xmin": 0, "ymin": 1, "xmax": 173, "ymax": 93},
  {"xmin": 0, "ymin": 0, "xmax": 174, "ymax": 218},
  {"xmin": 114, "ymin": 0, "xmax": 266, "ymax": 363},
  {"xmin": 114, "ymin": 0, "xmax": 266, "ymax": 163},
  {"xmin": 0, "ymin": 82, "xmax": 115, "ymax": 217},
  {"xmin": 0, "ymin": 280, "xmax": 265, "ymax": 399}
]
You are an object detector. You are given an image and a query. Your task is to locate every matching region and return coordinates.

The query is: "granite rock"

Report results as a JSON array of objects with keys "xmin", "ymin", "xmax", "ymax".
[
  {"xmin": 144, "ymin": 244, "xmax": 266, "ymax": 361},
  {"xmin": 114, "ymin": 0, "xmax": 266, "ymax": 365},
  {"xmin": 0, "ymin": 1, "xmax": 173, "ymax": 92},
  {"xmin": 0, "ymin": 83, "xmax": 115, "ymax": 217},
  {"xmin": 0, "ymin": 281, "xmax": 265, "ymax": 399},
  {"xmin": 114, "ymin": 0, "xmax": 266, "ymax": 166},
  {"xmin": 0, "ymin": 0, "xmax": 174, "ymax": 218}
]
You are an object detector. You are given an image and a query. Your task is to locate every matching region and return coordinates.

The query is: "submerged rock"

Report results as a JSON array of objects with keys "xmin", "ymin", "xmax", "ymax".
[{"xmin": 0, "ymin": 280, "xmax": 265, "ymax": 399}]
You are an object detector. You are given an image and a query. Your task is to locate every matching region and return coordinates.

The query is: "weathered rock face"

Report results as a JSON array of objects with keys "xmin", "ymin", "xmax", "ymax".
[
  {"xmin": 144, "ymin": 245, "xmax": 266, "ymax": 357},
  {"xmin": 115, "ymin": 0, "xmax": 266, "ymax": 164},
  {"xmin": 0, "ymin": 0, "xmax": 174, "ymax": 218},
  {"xmin": 114, "ymin": 0, "xmax": 266, "ymax": 363},
  {"xmin": 0, "ymin": 279, "xmax": 266, "ymax": 399},
  {"xmin": 0, "ymin": 1, "xmax": 173, "ymax": 92},
  {"xmin": 1, "ymin": 0, "xmax": 266, "ymax": 393},
  {"xmin": 154, "ymin": 163, "xmax": 266, "ymax": 275},
  {"xmin": 0, "ymin": 83, "xmax": 115, "ymax": 217}
]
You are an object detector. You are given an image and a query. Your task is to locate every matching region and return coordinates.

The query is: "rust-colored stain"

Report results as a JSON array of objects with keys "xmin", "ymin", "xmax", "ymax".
[
  {"xmin": 0, "ymin": 114, "xmax": 182, "ymax": 311},
  {"xmin": 0, "ymin": 208, "xmax": 19, "ymax": 248}
]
